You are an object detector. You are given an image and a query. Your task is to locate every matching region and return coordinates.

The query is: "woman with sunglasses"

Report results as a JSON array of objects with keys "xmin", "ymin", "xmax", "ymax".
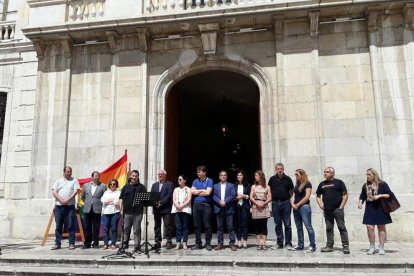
[
  {"xmin": 291, "ymin": 169, "xmax": 316, "ymax": 253},
  {"xmin": 172, "ymin": 174, "xmax": 192, "ymax": 249},
  {"xmin": 101, "ymin": 179, "xmax": 121, "ymax": 250}
]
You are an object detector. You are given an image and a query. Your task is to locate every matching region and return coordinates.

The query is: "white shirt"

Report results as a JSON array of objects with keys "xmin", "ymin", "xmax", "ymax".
[
  {"xmin": 159, "ymin": 182, "xmax": 164, "ymax": 192},
  {"xmin": 171, "ymin": 186, "xmax": 191, "ymax": 214},
  {"xmin": 91, "ymin": 182, "xmax": 98, "ymax": 196},
  {"xmin": 220, "ymin": 182, "xmax": 226, "ymax": 201},
  {"xmin": 237, "ymin": 185, "xmax": 244, "ymax": 205},
  {"xmin": 101, "ymin": 190, "xmax": 121, "ymax": 215},
  {"xmin": 52, "ymin": 177, "xmax": 80, "ymax": 206}
]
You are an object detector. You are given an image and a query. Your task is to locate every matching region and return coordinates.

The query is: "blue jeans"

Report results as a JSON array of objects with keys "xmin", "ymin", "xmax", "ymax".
[
  {"xmin": 293, "ymin": 204, "xmax": 316, "ymax": 248},
  {"xmin": 193, "ymin": 202, "xmax": 212, "ymax": 245},
  {"xmin": 216, "ymin": 209, "xmax": 235, "ymax": 245},
  {"xmin": 272, "ymin": 200, "xmax": 292, "ymax": 246},
  {"xmin": 54, "ymin": 205, "xmax": 75, "ymax": 246},
  {"xmin": 236, "ymin": 205, "xmax": 249, "ymax": 241},
  {"xmin": 102, "ymin": 213, "xmax": 119, "ymax": 246},
  {"xmin": 174, "ymin": 212, "xmax": 190, "ymax": 243}
]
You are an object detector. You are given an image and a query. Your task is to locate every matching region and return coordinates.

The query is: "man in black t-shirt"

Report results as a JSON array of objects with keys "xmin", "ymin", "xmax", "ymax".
[
  {"xmin": 119, "ymin": 170, "xmax": 147, "ymax": 251},
  {"xmin": 268, "ymin": 163, "xmax": 294, "ymax": 250},
  {"xmin": 316, "ymin": 167, "xmax": 350, "ymax": 254}
]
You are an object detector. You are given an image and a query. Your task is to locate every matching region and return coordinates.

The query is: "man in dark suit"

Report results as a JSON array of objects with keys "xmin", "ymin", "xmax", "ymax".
[
  {"xmin": 213, "ymin": 170, "xmax": 237, "ymax": 251},
  {"xmin": 151, "ymin": 169, "xmax": 174, "ymax": 250},
  {"xmin": 81, "ymin": 171, "xmax": 107, "ymax": 249}
]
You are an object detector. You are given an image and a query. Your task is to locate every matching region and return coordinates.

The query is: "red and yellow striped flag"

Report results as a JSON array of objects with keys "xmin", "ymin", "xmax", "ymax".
[{"xmin": 77, "ymin": 150, "xmax": 128, "ymax": 207}]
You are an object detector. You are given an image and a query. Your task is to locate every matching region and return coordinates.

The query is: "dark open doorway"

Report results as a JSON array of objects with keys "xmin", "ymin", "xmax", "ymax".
[{"xmin": 165, "ymin": 70, "xmax": 261, "ymax": 185}]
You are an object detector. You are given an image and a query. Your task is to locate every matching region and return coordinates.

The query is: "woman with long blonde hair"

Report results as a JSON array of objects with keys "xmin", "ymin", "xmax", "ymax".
[
  {"xmin": 250, "ymin": 170, "xmax": 272, "ymax": 250},
  {"xmin": 291, "ymin": 169, "xmax": 316, "ymax": 252},
  {"xmin": 358, "ymin": 168, "xmax": 393, "ymax": 255}
]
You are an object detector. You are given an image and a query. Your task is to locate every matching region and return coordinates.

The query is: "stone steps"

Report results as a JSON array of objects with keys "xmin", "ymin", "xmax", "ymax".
[{"xmin": 0, "ymin": 253, "xmax": 413, "ymax": 275}]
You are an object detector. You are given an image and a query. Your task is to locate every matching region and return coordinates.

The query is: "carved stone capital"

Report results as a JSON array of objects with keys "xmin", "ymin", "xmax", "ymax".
[
  {"xmin": 59, "ymin": 35, "xmax": 73, "ymax": 58},
  {"xmin": 403, "ymin": 4, "xmax": 414, "ymax": 31},
  {"xmin": 137, "ymin": 28, "xmax": 148, "ymax": 52},
  {"xmin": 31, "ymin": 38, "xmax": 45, "ymax": 60},
  {"xmin": 198, "ymin": 23, "xmax": 219, "ymax": 55},
  {"xmin": 365, "ymin": 7, "xmax": 381, "ymax": 32},
  {"xmin": 106, "ymin": 31, "xmax": 118, "ymax": 54},
  {"xmin": 308, "ymin": 11, "xmax": 320, "ymax": 38},
  {"xmin": 273, "ymin": 14, "xmax": 285, "ymax": 39}
]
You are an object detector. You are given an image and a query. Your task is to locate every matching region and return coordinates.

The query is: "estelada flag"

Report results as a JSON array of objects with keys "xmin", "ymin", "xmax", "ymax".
[{"xmin": 77, "ymin": 150, "xmax": 128, "ymax": 207}]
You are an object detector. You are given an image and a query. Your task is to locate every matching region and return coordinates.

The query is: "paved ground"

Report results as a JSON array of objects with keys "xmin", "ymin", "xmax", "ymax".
[{"xmin": 0, "ymin": 236, "xmax": 413, "ymax": 275}]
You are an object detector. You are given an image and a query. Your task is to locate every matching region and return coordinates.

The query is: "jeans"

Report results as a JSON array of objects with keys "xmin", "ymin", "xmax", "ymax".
[
  {"xmin": 216, "ymin": 209, "xmax": 235, "ymax": 245},
  {"xmin": 102, "ymin": 213, "xmax": 119, "ymax": 246},
  {"xmin": 272, "ymin": 200, "xmax": 292, "ymax": 246},
  {"xmin": 54, "ymin": 205, "xmax": 75, "ymax": 246},
  {"xmin": 293, "ymin": 204, "xmax": 316, "ymax": 248},
  {"xmin": 174, "ymin": 212, "xmax": 191, "ymax": 243},
  {"xmin": 84, "ymin": 209, "xmax": 101, "ymax": 246},
  {"xmin": 154, "ymin": 212, "xmax": 173, "ymax": 244},
  {"xmin": 324, "ymin": 208, "xmax": 349, "ymax": 248},
  {"xmin": 236, "ymin": 205, "xmax": 249, "ymax": 241},
  {"xmin": 193, "ymin": 202, "xmax": 212, "ymax": 245},
  {"xmin": 123, "ymin": 213, "xmax": 143, "ymax": 248}
]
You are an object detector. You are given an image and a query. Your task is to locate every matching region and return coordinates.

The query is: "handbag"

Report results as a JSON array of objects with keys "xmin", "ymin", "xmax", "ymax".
[{"xmin": 380, "ymin": 194, "xmax": 400, "ymax": 214}]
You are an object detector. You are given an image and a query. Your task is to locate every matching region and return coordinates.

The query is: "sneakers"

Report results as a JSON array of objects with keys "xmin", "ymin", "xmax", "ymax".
[
  {"xmin": 68, "ymin": 244, "xmax": 75, "ymax": 250},
  {"xmin": 191, "ymin": 244, "xmax": 203, "ymax": 250},
  {"xmin": 293, "ymin": 246, "xmax": 304, "ymax": 251},
  {"xmin": 271, "ymin": 244, "xmax": 284, "ymax": 250},
  {"xmin": 286, "ymin": 244, "xmax": 294, "ymax": 251},
  {"xmin": 205, "ymin": 244, "xmax": 212, "ymax": 251},
  {"xmin": 367, "ymin": 247, "xmax": 375, "ymax": 255},
  {"xmin": 306, "ymin": 246, "xmax": 316, "ymax": 253},
  {"xmin": 343, "ymin": 247, "xmax": 350, "ymax": 254},
  {"xmin": 51, "ymin": 244, "xmax": 61, "ymax": 250},
  {"xmin": 242, "ymin": 241, "xmax": 247, "ymax": 248},
  {"xmin": 321, "ymin": 246, "xmax": 334, "ymax": 252},
  {"xmin": 379, "ymin": 247, "xmax": 385, "ymax": 255}
]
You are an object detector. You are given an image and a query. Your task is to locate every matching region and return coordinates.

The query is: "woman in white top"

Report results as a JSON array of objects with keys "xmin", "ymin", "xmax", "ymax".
[
  {"xmin": 101, "ymin": 179, "xmax": 121, "ymax": 250},
  {"xmin": 172, "ymin": 174, "xmax": 192, "ymax": 250}
]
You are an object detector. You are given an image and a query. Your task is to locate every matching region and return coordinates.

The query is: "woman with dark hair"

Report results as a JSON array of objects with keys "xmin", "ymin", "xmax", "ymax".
[
  {"xmin": 234, "ymin": 170, "xmax": 251, "ymax": 248},
  {"xmin": 358, "ymin": 168, "xmax": 393, "ymax": 255},
  {"xmin": 291, "ymin": 169, "xmax": 316, "ymax": 253},
  {"xmin": 172, "ymin": 174, "xmax": 192, "ymax": 250},
  {"xmin": 101, "ymin": 179, "xmax": 121, "ymax": 250},
  {"xmin": 250, "ymin": 170, "xmax": 272, "ymax": 250}
]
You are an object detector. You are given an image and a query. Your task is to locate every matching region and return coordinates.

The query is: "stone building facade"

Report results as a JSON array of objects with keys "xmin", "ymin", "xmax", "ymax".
[{"xmin": 0, "ymin": 0, "xmax": 413, "ymax": 241}]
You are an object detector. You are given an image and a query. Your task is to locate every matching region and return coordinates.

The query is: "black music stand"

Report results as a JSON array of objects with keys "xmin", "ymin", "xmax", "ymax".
[
  {"xmin": 102, "ymin": 213, "xmax": 135, "ymax": 260},
  {"xmin": 134, "ymin": 191, "xmax": 160, "ymax": 258}
]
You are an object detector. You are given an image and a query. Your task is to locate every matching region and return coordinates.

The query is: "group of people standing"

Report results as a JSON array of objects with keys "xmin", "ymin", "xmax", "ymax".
[{"xmin": 50, "ymin": 164, "xmax": 396, "ymax": 256}]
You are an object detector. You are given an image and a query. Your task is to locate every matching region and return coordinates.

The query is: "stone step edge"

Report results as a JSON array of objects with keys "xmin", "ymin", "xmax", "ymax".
[{"xmin": 0, "ymin": 257, "xmax": 413, "ymax": 270}]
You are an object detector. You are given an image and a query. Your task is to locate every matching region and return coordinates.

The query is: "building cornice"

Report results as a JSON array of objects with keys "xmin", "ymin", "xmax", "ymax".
[
  {"xmin": 26, "ymin": 0, "xmax": 67, "ymax": 8},
  {"xmin": 22, "ymin": 0, "xmax": 409, "ymax": 41}
]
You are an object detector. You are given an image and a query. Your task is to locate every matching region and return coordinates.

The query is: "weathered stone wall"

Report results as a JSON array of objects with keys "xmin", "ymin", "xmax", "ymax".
[{"xmin": 0, "ymin": 0, "xmax": 413, "ymax": 242}]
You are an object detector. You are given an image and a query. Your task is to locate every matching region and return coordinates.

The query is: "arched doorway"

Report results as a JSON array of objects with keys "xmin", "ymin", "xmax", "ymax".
[{"xmin": 165, "ymin": 70, "xmax": 261, "ymax": 184}]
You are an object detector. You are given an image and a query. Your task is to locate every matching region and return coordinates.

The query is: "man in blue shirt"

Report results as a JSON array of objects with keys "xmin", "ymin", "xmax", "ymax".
[{"xmin": 190, "ymin": 165, "xmax": 213, "ymax": 251}]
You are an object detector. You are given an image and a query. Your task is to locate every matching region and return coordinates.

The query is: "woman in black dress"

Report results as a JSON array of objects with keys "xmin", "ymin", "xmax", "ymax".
[{"xmin": 358, "ymin": 168, "xmax": 393, "ymax": 255}]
